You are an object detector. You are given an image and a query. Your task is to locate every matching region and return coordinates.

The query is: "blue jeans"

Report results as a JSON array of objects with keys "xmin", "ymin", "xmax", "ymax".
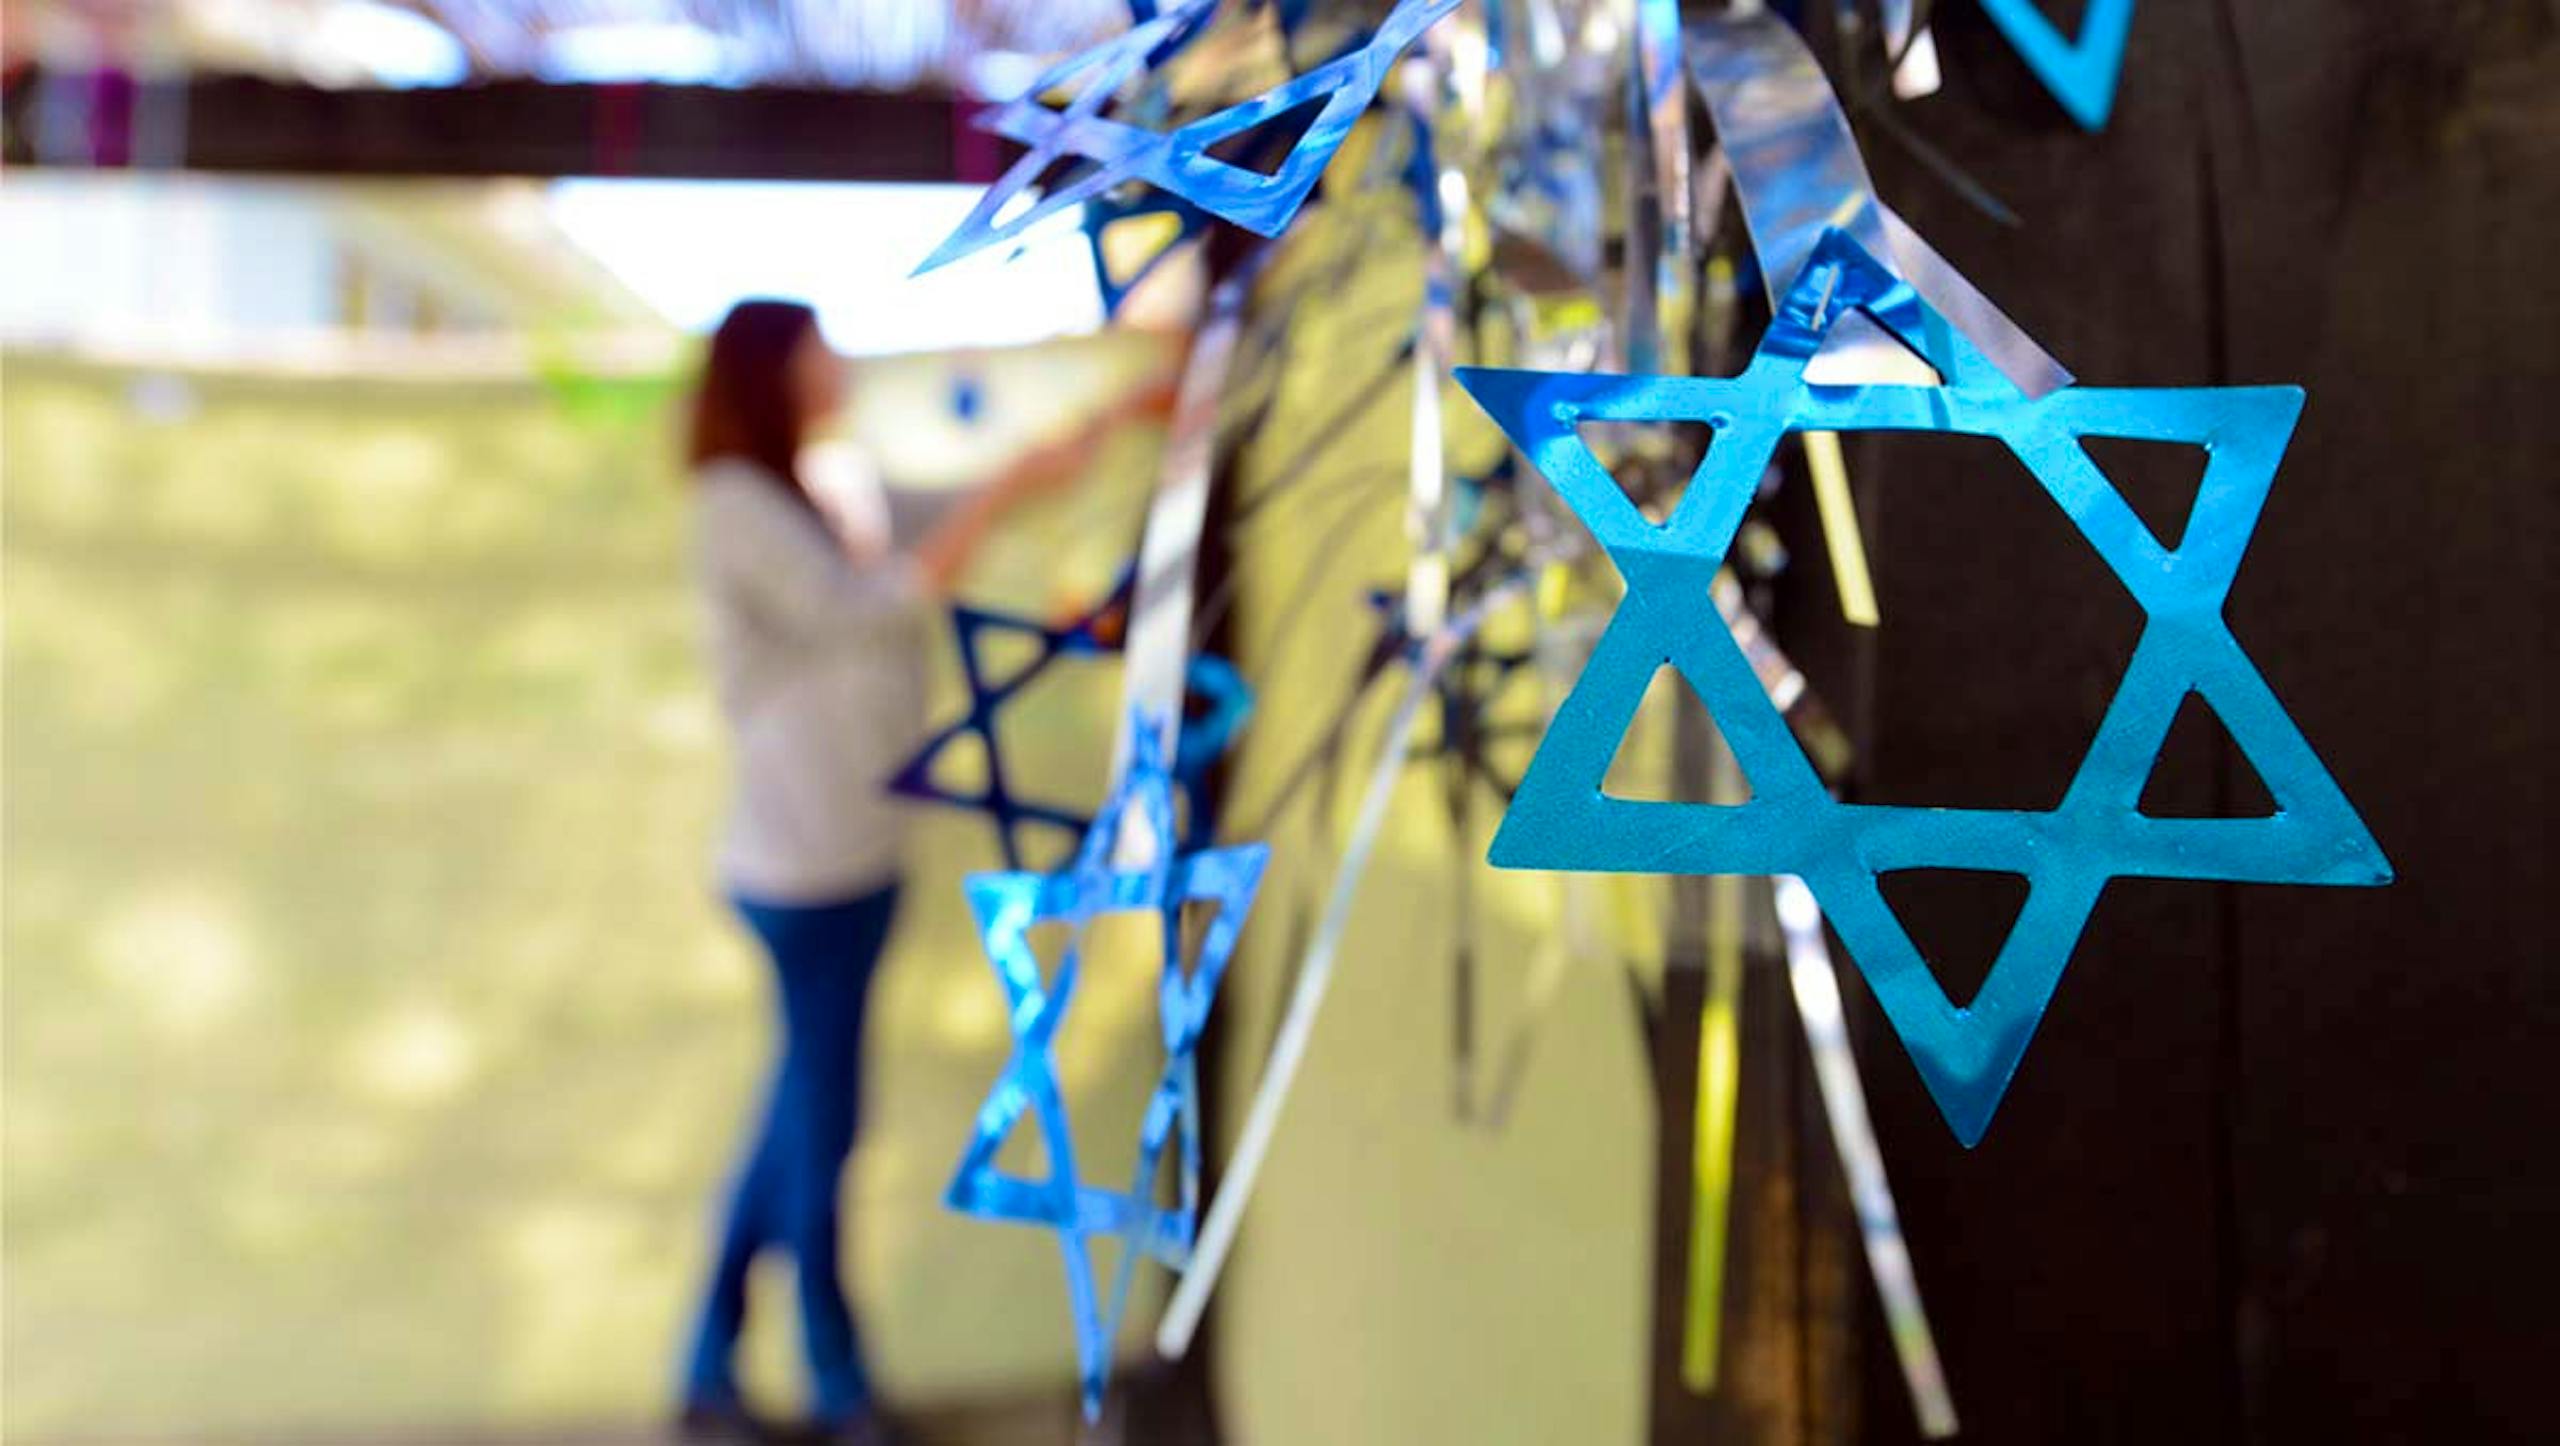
[{"xmin": 683, "ymin": 881, "xmax": 900, "ymax": 1423}]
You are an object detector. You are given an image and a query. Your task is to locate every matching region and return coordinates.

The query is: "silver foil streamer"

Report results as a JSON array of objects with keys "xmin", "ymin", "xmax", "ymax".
[
  {"xmin": 1616, "ymin": 0, "xmax": 1700, "ymax": 377},
  {"xmin": 1155, "ymin": 574, "xmax": 1535, "ymax": 1359},
  {"xmin": 1684, "ymin": 10, "xmax": 2069, "ymax": 397},
  {"xmin": 1400, "ymin": 58, "xmax": 1468, "ymax": 637},
  {"xmin": 1775, "ymin": 875, "xmax": 1959, "ymax": 1437},
  {"xmin": 1109, "ymin": 255, "xmax": 1264, "ymax": 860}
]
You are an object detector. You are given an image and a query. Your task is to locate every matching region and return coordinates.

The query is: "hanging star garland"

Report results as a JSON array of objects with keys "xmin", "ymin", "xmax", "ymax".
[
  {"xmin": 1457, "ymin": 226, "xmax": 2390, "ymax": 1146},
  {"xmin": 914, "ymin": 0, "xmax": 1463, "ymax": 275},
  {"xmin": 886, "ymin": 572, "xmax": 1253, "ymax": 869},
  {"xmin": 944, "ymin": 713, "xmax": 1270, "ymax": 1420}
]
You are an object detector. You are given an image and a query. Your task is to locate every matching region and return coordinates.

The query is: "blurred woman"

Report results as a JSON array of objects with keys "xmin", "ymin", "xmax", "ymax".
[{"xmin": 678, "ymin": 299, "xmax": 1116, "ymax": 1444}]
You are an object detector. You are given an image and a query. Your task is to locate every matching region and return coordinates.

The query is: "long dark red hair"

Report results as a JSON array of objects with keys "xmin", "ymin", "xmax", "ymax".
[{"xmin": 689, "ymin": 298, "xmax": 820, "ymax": 494}]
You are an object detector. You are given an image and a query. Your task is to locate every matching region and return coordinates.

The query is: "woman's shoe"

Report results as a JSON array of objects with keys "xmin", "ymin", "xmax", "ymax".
[
  {"xmin": 674, "ymin": 1399, "xmax": 781, "ymax": 1443},
  {"xmin": 796, "ymin": 1410, "xmax": 906, "ymax": 1446}
]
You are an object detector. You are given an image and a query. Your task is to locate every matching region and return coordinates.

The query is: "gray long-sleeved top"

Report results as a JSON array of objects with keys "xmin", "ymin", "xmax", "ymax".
[{"xmin": 692, "ymin": 455, "xmax": 954, "ymax": 902}]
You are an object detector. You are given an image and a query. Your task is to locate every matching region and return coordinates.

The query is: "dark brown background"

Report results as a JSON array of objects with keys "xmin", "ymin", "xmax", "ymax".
[{"xmin": 1674, "ymin": 4, "xmax": 2558, "ymax": 1444}]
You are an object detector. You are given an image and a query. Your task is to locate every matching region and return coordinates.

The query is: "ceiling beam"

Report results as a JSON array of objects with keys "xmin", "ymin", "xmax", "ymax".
[{"xmin": 2, "ymin": 70, "xmax": 993, "ymax": 181}]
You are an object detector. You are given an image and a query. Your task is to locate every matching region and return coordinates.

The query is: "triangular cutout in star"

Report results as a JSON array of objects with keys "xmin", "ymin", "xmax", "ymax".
[
  {"xmin": 1802, "ymin": 309, "xmax": 1946, "ymax": 387},
  {"xmin": 1575, "ymin": 418, "xmax": 1717, "ymax": 524},
  {"xmin": 2138, "ymin": 691, "xmax": 2279, "ymax": 818},
  {"xmin": 1082, "ymin": 180, "xmax": 1211, "ymax": 317},
  {"xmin": 2079, "ymin": 433, "xmax": 2205, "ymax": 552},
  {"xmin": 1602, "ymin": 664, "xmax": 1756, "ymax": 803},
  {"xmin": 1085, "ymin": 1228, "xmax": 1134, "ymax": 1329},
  {"xmin": 1098, "ymin": 208, "xmax": 1187, "ymax": 284},
  {"xmin": 1024, "ymin": 918, "xmax": 1080, "ymax": 997},
  {"xmin": 927, "ymin": 729, "xmax": 995, "ymax": 799},
  {"xmin": 1155, "ymin": 62, "xmax": 1381, "ymax": 232},
  {"xmin": 989, "ymin": 1085, "xmax": 1061, "ymax": 1183},
  {"xmin": 1021, "ymin": 152, "xmax": 1102, "ymax": 210},
  {"xmin": 1203, "ymin": 92, "xmax": 1335, "ymax": 177},
  {"xmin": 1875, "ymin": 868, "xmax": 2032, "ymax": 1010},
  {"xmin": 1168, "ymin": 896, "xmax": 1226, "ymax": 990},
  {"xmin": 1808, "ymin": 861, "xmax": 2106, "ymax": 1146},
  {"xmin": 971, "ymin": 619, "xmax": 1052, "ymax": 693}
]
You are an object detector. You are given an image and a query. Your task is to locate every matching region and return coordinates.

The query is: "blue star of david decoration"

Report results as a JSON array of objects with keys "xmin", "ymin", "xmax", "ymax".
[
  {"xmin": 945, "ymin": 714, "xmax": 1269, "ymax": 1419},
  {"xmin": 1455, "ymin": 226, "xmax": 2390, "ymax": 1146},
  {"xmin": 914, "ymin": 0, "xmax": 1462, "ymax": 275},
  {"xmin": 886, "ymin": 572, "xmax": 1254, "ymax": 869},
  {"xmin": 1979, "ymin": 0, "xmax": 2136, "ymax": 131}
]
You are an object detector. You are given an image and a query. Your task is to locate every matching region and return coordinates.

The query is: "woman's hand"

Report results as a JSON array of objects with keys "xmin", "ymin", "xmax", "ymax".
[
  {"xmin": 911, "ymin": 439, "xmax": 1080, "ymax": 593},
  {"xmin": 995, "ymin": 430, "xmax": 1099, "ymax": 503},
  {"xmin": 1000, "ymin": 365, "xmax": 1179, "ymax": 501},
  {"xmin": 912, "ymin": 368, "xmax": 1179, "ymax": 592}
]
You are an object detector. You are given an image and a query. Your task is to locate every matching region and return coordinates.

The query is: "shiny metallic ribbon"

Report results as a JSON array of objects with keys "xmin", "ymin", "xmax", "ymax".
[
  {"xmin": 1399, "ymin": 71, "xmax": 1466, "ymax": 637},
  {"xmin": 1399, "ymin": 20, "xmax": 1483, "ymax": 1094},
  {"xmin": 1155, "ymin": 572, "xmax": 1535, "ymax": 1360},
  {"xmin": 1636, "ymin": 0, "xmax": 1693, "ymax": 257},
  {"xmin": 1875, "ymin": 0, "xmax": 1944, "ymax": 99},
  {"xmin": 1403, "ymin": 3, "xmax": 1493, "ymax": 639},
  {"xmin": 1683, "ymin": 588, "xmax": 1949, "ymax": 1425},
  {"xmin": 1679, "ymin": 575, "xmax": 1807, "ymax": 1392},
  {"xmin": 1683, "ymin": 7, "xmax": 1895, "ymax": 625},
  {"xmin": 1484, "ymin": 0, "xmax": 1608, "ymax": 291},
  {"xmin": 1683, "ymin": 7, "xmax": 2072, "ymax": 628},
  {"xmin": 1878, "ymin": 0, "xmax": 1917, "ymax": 56},
  {"xmin": 1775, "ymin": 875, "xmax": 1958, "ymax": 1437},
  {"xmin": 1683, "ymin": 10, "xmax": 1887, "ymax": 342},
  {"xmin": 1108, "ymin": 256, "xmax": 1261, "ymax": 860},
  {"xmin": 1682, "ymin": 10, "xmax": 2071, "ymax": 398},
  {"xmin": 1621, "ymin": 0, "xmax": 1695, "ymax": 376}
]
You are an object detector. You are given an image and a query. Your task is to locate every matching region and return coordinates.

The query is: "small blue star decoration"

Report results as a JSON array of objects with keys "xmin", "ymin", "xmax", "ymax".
[
  {"xmin": 944, "ymin": 713, "xmax": 1270, "ymax": 1419},
  {"xmin": 1978, "ymin": 0, "xmax": 2137, "ymax": 131},
  {"xmin": 914, "ymin": 0, "xmax": 1462, "ymax": 275},
  {"xmin": 886, "ymin": 573, "xmax": 1254, "ymax": 869},
  {"xmin": 947, "ymin": 370, "xmax": 986, "ymax": 424},
  {"xmin": 1456, "ymin": 226, "xmax": 2390, "ymax": 1146}
]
